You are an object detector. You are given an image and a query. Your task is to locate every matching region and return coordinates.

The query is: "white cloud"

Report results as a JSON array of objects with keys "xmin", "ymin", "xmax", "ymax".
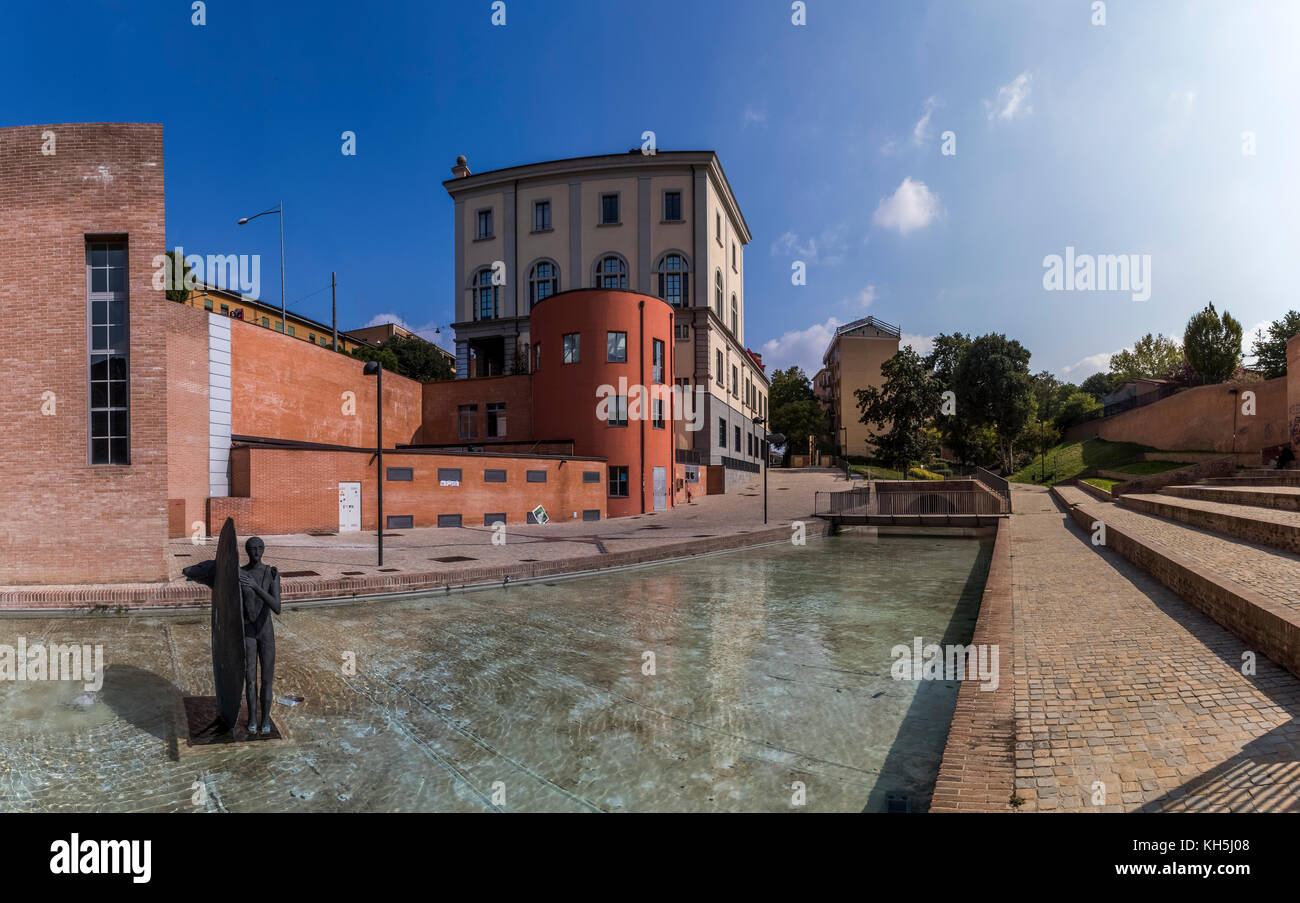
[
  {"xmin": 743, "ymin": 106, "xmax": 768, "ymax": 128},
  {"xmin": 770, "ymin": 228, "xmax": 846, "ymax": 265},
  {"xmin": 872, "ymin": 177, "xmax": 941, "ymax": 234},
  {"xmin": 760, "ymin": 317, "xmax": 842, "ymax": 377},
  {"xmin": 913, "ymin": 96, "xmax": 939, "ymax": 145},
  {"xmin": 848, "ymin": 285, "xmax": 878, "ymax": 311},
  {"xmin": 360, "ymin": 311, "xmax": 444, "ymax": 344},
  {"xmin": 901, "ymin": 333, "xmax": 934, "ymax": 358},
  {"xmin": 1060, "ymin": 351, "xmax": 1118, "ymax": 381},
  {"xmin": 985, "ymin": 70, "xmax": 1033, "ymax": 121}
]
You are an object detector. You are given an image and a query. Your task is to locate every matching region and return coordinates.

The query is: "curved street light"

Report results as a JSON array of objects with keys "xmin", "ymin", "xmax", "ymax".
[{"xmin": 237, "ymin": 203, "xmax": 286, "ymax": 337}]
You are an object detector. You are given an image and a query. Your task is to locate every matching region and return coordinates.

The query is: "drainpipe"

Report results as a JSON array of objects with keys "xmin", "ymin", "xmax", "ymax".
[{"xmin": 640, "ymin": 299, "xmax": 646, "ymax": 514}]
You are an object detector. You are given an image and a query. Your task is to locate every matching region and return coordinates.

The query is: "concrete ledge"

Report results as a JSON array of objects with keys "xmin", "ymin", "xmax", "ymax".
[
  {"xmin": 1118, "ymin": 493, "xmax": 1300, "ymax": 555},
  {"xmin": 1110, "ymin": 457, "xmax": 1235, "ymax": 497},
  {"xmin": 930, "ymin": 517, "xmax": 1015, "ymax": 813},
  {"xmin": 1162, "ymin": 485, "xmax": 1300, "ymax": 512},
  {"xmin": 0, "ymin": 521, "xmax": 828, "ymax": 613},
  {"xmin": 1072, "ymin": 479, "xmax": 1113, "ymax": 503},
  {"xmin": 1051, "ymin": 486, "xmax": 1300, "ymax": 682}
]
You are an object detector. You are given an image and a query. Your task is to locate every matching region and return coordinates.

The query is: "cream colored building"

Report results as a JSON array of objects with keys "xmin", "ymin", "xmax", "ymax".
[
  {"xmin": 443, "ymin": 150, "xmax": 769, "ymax": 484},
  {"xmin": 818, "ymin": 316, "xmax": 901, "ymax": 458}
]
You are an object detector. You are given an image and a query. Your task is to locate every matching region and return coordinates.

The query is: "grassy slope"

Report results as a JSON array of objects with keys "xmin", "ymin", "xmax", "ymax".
[{"xmin": 1008, "ymin": 438, "xmax": 1153, "ymax": 486}]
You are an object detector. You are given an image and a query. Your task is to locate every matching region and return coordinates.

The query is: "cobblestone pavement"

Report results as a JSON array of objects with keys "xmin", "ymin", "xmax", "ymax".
[
  {"xmin": 1129, "ymin": 491, "xmax": 1300, "ymax": 528},
  {"xmin": 1011, "ymin": 484, "xmax": 1300, "ymax": 812},
  {"xmin": 162, "ymin": 470, "xmax": 856, "ymax": 583},
  {"xmin": 1066, "ymin": 487, "xmax": 1300, "ymax": 614}
]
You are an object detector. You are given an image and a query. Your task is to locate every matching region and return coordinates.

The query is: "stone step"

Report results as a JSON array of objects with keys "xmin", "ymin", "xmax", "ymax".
[
  {"xmin": 1119, "ymin": 492, "xmax": 1300, "ymax": 554},
  {"xmin": 1052, "ymin": 484, "xmax": 1300, "ymax": 680},
  {"xmin": 1161, "ymin": 484, "xmax": 1300, "ymax": 513},
  {"xmin": 1202, "ymin": 473, "xmax": 1300, "ymax": 487}
]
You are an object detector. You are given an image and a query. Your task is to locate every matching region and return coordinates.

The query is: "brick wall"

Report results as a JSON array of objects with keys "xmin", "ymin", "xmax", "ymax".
[
  {"xmin": 230, "ymin": 317, "xmax": 424, "ymax": 447},
  {"xmin": 1065, "ymin": 376, "xmax": 1287, "ymax": 454},
  {"xmin": 210, "ymin": 446, "xmax": 607, "ymax": 535},
  {"xmin": 1289, "ymin": 334, "xmax": 1299, "ymax": 454},
  {"xmin": 0, "ymin": 123, "xmax": 169, "ymax": 584},
  {"xmin": 421, "ymin": 373, "xmax": 534, "ymax": 445},
  {"xmin": 166, "ymin": 302, "xmax": 210, "ymax": 537}
]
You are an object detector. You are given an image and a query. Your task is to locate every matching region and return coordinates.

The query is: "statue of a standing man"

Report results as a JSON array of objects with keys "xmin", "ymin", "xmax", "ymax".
[{"xmin": 239, "ymin": 537, "xmax": 281, "ymax": 735}]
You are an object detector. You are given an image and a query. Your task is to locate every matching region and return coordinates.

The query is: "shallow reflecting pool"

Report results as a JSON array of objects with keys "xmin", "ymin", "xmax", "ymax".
[{"xmin": 0, "ymin": 531, "xmax": 992, "ymax": 812}]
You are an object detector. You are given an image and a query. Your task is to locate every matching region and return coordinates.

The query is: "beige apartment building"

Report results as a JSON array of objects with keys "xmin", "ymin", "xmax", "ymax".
[
  {"xmin": 443, "ymin": 150, "xmax": 770, "ymax": 487},
  {"xmin": 816, "ymin": 316, "xmax": 901, "ymax": 458}
]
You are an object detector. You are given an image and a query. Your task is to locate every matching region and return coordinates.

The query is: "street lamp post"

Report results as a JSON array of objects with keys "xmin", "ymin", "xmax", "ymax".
[
  {"xmin": 1039, "ymin": 419, "xmax": 1045, "ymax": 482},
  {"xmin": 237, "ymin": 203, "xmax": 286, "ymax": 334},
  {"xmin": 364, "ymin": 361, "xmax": 384, "ymax": 566}
]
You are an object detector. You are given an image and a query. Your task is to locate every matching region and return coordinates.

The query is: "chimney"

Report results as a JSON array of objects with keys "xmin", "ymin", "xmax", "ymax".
[{"xmin": 451, "ymin": 155, "xmax": 471, "ymax": 179}]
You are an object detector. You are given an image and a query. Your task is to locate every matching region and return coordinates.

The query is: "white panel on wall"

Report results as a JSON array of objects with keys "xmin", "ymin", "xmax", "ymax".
[{"xmin": 208, "ymin": 313, "xmax": 233, "ymax": 497}]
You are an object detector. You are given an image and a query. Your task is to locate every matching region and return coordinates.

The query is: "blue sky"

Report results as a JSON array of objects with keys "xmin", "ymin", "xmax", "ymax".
[{"xmin": 6, "ymin": 0, "xmax": 1298, "ymax": 380}]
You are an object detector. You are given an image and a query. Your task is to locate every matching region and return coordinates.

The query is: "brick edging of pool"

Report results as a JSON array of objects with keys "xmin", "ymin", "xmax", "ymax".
[
  {"xmin": 929, "ymin": 516, "xmax": 1017, "ymax": 812},
  {"xmin": 0, "ymin": 520, "xmax": 830, "ymax": 612}
]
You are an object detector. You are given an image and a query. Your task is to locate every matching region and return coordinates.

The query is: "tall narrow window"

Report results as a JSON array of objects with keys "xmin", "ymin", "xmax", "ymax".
[
  {"xmin": 88, "ymin": 240, "xmax": 130, "ymax": 464},
  {"xmin": 533, "ymin": 200, "xmax": 551, "ymax": 232},
  {"xmin": 716, "ymin": 350, "xmax": 724, "ymax": 386},
  {"xmin": 608, "ymin": 396, "xmax": 629, "ymax": 428},
  {"xmin": 476, "ymin": 208, "xmax": 494, "ymax": 239},
  {"xmin": 601, "ymin": 193, "xmax": 620, "ymax": 225},
  {"xmin": 607, "ymin": 331, "xmax": 627, "ymax": 363},
  {"xmin": 731, "ymin": 294, "xmax": 738, "ymax": 336},
  {"xmin": 563, "ymin": 333, "xmax": 581, "ymax": 364},
  {"xmin": 609, "ymin": 466, "xmax": 630, "ymax": 498},
  {"xmin": 529, "ymin": 260, "xmax": 558, "ymax": 308},
  {"xmin": 458, "ymin": 404, "xmax": 478, "ymax": 439},
  {"xmin": 718, "ymin": 418, "xmax": 726, "ymax": 448},
  {"xmin": 656, "ymin": 253, "xmax": 688, "ymax": 307},
  {"xmin": 486, "ymin": 403, "xmax": 507, "ymax": 438},
  {"xmin": 716, "ymin": 212, "xmax": 722, "ymax": 244},
  {"xmin": 652, "ymin": 339, "xmax": 664, "ymax": 383},
  {"xmin": 664, "ymin": 191, "xmax": 682, "ymax": 221},
  {"xmin": 474, "ymin": 268, "xmax": 499, "ymax": 320},
  {"xmin": 714, "ymin": 271, "xmax": 723, "ymax": 317}
]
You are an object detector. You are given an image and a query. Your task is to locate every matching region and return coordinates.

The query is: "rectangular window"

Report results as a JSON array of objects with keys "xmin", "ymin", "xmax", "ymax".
[
  {"xmin": 716, "ymin": 212, "xmax": 722, "ymax": 244},
  {"xmin": 652, "ymin": 339, "xmax": 665, "ymax": 383},
  {"xmin": 719, "ymin": 418, "xmax": 726, "ymax": 449},
  {"xmin": 735, "ymin": 425, "xmax": 741, "ymax": 452},
  {"xmin": 652, "ymin": 399, "xmax": 665, "ymax": 430},
  {"xmin": 609, "ymin": 395, "xmax": 628, "ymax": 428},
  {"xmin": 583, "ymin": 510, "xmax": 601, "ymax": 522},
  {"xmin": 438, "ymin": 468, "xmax": 463, "ymax": 484},
  {"xmin": 386, "ymin": 467, "xmax": 414, "ymax": 482},
  {"xmin": 563, "ymin": 333, "xmax": 581, "ymax": 364},
  {"xmin": 601, "ymin": 193, "xmax": 619, "ymax": 225},
  {"xmin": 476, "ymin": 208, "xmax": 493, "ymax": 239},
  {"xmin": 674, "ymin": 323, "xmax": 689, "ymax": 341},
  {"xmin": 484, "ymin": 469, "xmax": 507, "ymax": 483},
  {"xmin": 582, "ymin": 471, "xmax": 601, "ymax": 483},
  {"xmin": 203, "ymin": 298, "xmax": 213, "ymax": 311},
  {"xmin": 88, "ymin": 240, "xmax": 130, "ymax": 465},
  {"xmin": 387, "ymin": 515, "xmax": 415, "ymax": 530},
  {"xmin": 487, "ymin": 402, "xmax": 507, "ymax": 438},
  {"xmin": 533, "ymin": 200, "xmax": 551, "ymax": 232},
  {"xmin": 608, "ymin": 466, "xmax": 630, "ymax": 498},
  {"xmin": 716, "ymin": 350, "xmax": 724, "ymax": 386},
  {"xmin": 458, "ymin": 404, "xmax": 478, "ymax": 439},
  {"xmin": 484, "ymin": 513, "xmax": 507, "ymax": 526},
  {"xmin": 262, "ymin": 316, "xmax": 270, "ymax": 328},
  {"xmin": 220, "ymin": 303, "xmax": 229, "ymax": 314},
  {"xmin": 732, "ymin": 242, "xmax": 737, "ymax": 270},
  {"xmin": 437, "ymin": 514, "xmax": 463, "ymax": 528},
  {"xmin": 526, "ymin": 470, "xmax": 548, "ymax": 483},
  {"xmin": 732, "ymin": 365, "xmax": 739, "ymax": 397},
  {"xmin": 287, "ymin": 325, "xmax": 295, "ymax": 337},
  {"xmin": 663, "ymin": 191, "xmax": 682, "ymax": 221},
  {"xmin": 747, "ymin": 433, "xmax": 753, "ymax": 456},
  {"xmin": 606, "ymin": 331, "xmax": 627, "ymax": 363}
]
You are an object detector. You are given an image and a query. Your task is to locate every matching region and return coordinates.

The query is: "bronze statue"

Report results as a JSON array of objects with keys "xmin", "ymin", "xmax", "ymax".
[{"xmin": 239, "ymin": 537, "xmax": 281, "ymax": 735}]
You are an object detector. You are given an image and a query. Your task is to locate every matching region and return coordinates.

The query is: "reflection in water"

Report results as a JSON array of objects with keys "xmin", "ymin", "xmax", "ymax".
[{"xmin": 0, "ymin": 532, "xmax": 990, "ymax": 812}]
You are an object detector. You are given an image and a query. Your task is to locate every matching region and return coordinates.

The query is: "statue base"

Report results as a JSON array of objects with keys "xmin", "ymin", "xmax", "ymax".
[{"xmin": 174, "ymin": 695, "xmax": 291, "ymax": 758}]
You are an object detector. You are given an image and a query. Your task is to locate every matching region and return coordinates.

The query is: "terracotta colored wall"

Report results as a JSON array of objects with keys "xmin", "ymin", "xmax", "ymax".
[
  {"xmin": 531, "ymin": 290, "xmax": 677, "ymax": 517},
  {"xmin": 421, "ymin": 373, "xmax": 534, "ymax": 445},
  {"xmin": 1289, "ymin": 334, "xmax": 1300, "ymax": 452},
  {"xmin": 211, "ymin": 447, "xmax": 606, "ymax": 536},
  {"xmin": 1075, "ymin": 376, "xmax": 1287, "ymax": 454},
  {"xmin": 166, "ymin": 302, "xmax": 210, "ymax": 537},
  {"xmin": 0, "ymin": 123, "xmax": 169, "ymax": 584},
  {"xmin": 230, "ymin": 317, "xmax": 424, "ymax": 447}
]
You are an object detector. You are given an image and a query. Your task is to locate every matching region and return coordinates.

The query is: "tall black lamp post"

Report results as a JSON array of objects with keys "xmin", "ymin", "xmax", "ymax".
[{"xmin": 363, "ymin": 360, "xmax": 384, "ymax": 566}]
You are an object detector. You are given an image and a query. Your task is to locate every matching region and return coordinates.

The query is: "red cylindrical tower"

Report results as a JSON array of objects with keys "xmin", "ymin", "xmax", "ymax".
[{"xmin": 531, "ymin": 289, "xmax": 675, "ymax": 518}]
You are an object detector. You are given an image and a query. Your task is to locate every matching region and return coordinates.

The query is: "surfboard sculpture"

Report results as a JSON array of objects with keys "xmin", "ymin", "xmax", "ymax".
[{"xmin": 211, "ymin": 517, "xmax": 246, "ymax": 731}]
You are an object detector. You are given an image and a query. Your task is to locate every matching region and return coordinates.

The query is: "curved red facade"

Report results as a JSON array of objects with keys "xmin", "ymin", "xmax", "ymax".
[{"xmin": 531, "ymin": 289, "xmax": 676, "ymax": 518}]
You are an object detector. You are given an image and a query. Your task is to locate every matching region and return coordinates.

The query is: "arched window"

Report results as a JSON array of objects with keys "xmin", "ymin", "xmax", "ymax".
[
  {"xmin": 473, "ymin": 268, "xmax": 499, "ymax": 320},
  {"xmin": 730, "ymin": 294, "xmax": 738, "ymax": 335},
  {"xmin": 593, "ymin": 255, "xmax": 628, "ymax": 289},
  {"xmin": 714, "ymin": 270, "xmax": 723, "ymax": 318},
  {"xmin": 656, "ymin": 253, "xmax": 689, "ymax": 307},
  {"xmin": 529, "ymin": 260, "xmax": 559, "ymax": 309}
]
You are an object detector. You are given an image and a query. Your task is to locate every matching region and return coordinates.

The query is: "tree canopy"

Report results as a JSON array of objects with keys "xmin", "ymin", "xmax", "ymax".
[
  {"xmin": 1183, "ymin": 303, "xmax": 1243, "ymax": 385},
  {"xmin": 1108, "ymin": 333, "xmax": 1184, "ymax": 382},
  {"xmin": 855, "ymin": 347, "xmax": 941, "ymax": 471},
  {"xmin": 1250, "ymin": 311, "xmax": 1300, "ymax": 379}
]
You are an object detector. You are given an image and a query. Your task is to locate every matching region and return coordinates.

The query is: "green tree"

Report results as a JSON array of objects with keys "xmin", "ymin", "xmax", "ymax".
[
  {"xmin": 1250, "ymin": 311, "xmax": 1300, "ymax": 379},
  {"xmin": 386, "ymin": 334, "xmax": 454, "ymax": 382},
  {"xmin": 923, "ymin": 333, "xmax": 978, "ymax": 463},
  {"xmin": 163, "ymin": 250, "xmax": 194, "ymax": 303},
  {"xmin": 349, "ymin": 344, "xmax": 401, "ymax": 375},
  {"xmin": 1079, "ymin": 371, "xmax": 1117, "ymax": 401},
  {"xmin": 1053, "ymin": 390, "xmax": 1103, "ymax": 431},
  {"xmin": 1108, "ymin": 333, "xmax": 1184, "ymax": 382},
  {"xmin": 1183, "ymin": 303, "xmax": 1243, "ymax": 385},
  {"xmin": 954, "ymin": 334, "xmax": 1035, "ymax": 472},
  {"xmin": 855, "ymin": 348, "xmax": 942, "ymax": 471},
  {"xmin": 768, "ymin": 367, "xmax": 827, "ymax": 463}
]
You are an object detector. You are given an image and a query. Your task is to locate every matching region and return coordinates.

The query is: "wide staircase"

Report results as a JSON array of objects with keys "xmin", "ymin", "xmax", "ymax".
[{"xmin": 1054, "ymin": 467, "xmax": 1300, "ymax": 679}]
